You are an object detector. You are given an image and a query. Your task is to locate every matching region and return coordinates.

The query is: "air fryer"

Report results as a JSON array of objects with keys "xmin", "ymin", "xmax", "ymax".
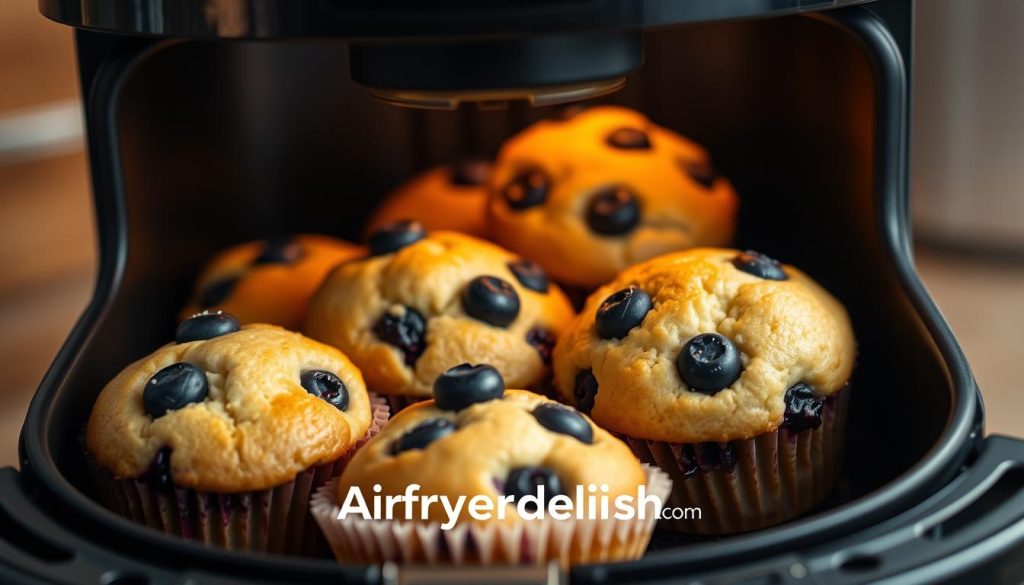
[{"xmin": 4, "ymin": 0, "xmax": 1024, "ymax": 583}]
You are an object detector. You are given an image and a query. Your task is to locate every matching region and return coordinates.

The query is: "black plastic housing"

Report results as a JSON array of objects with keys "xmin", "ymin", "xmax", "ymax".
[{"xmin": 7, "ymin": 0, "xmax": 1024, "ymax": 583}]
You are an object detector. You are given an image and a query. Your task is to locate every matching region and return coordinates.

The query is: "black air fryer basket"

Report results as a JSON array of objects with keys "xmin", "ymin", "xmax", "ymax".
[{"xmin": 5, "ymin": 0, "xmax": 1024, "ymax": 583}]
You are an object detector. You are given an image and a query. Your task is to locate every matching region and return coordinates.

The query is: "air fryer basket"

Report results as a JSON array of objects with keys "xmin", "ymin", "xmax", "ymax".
[{"xmin": 5, "ymin": 1, "xmax": 1024, "ymax": 583}]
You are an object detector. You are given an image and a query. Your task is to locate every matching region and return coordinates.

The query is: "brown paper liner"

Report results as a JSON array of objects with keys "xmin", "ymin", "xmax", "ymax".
[
  {"xmin": 380, "ymin": 394, "xmax": 429, "ymax": 414},
  {"xmin": 311, "ymin": 465, "xmax": 671, "ymax": 566},
  {"xmin": 625, "ymin": 390, "xmax": 848, "ymax": 534},
  {"xmin": 88, "ymin": 397, "xmax": 390, "ymax": 555}
]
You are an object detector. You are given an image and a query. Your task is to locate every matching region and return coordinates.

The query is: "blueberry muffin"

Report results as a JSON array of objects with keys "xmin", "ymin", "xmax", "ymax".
[
  {"xmin": 85, "ymin": 313, "xmax": 387, "ymax": 553},
  {"xmin": 312, "ymin": 365, "xmax": 669, "ymax": 565},
  {"xmin": 366, "ymin": 160, "xmax": 492, "ymax": 239},
  {"xmin": 182, "ymin": 235, "xmax": 363, "ymax": 331},
  {"xmin": 305, "ymin": 224, "xmax": 575, "ymax": 409},
  {"xmin": 487, "ymin": 106, "xmax": 738, "ymax": 289},
  {"xmin": 553, "ymin": 248, "xmax": 855, "ymax": 533}
]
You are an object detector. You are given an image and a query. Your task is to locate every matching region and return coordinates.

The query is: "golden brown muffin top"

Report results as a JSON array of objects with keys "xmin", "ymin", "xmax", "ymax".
[
  {"xmin": 487, "ymin": 106, "xmax": 738, "ymax": 288},
  {"xmin": 553, "ymin": 248, "xmax": 855, "ymax": 443},
  {"xmin": 305, "ymin": 229, "xmax": 575, "ymax": 398},
  {"xmin": 366, "ymin": 162, "xmax": 492, "ymax": 240},
  {"xmin": 86, "ymin": 323, "xmax": 372, "ymax": 492},
  {"xmin": 182, "ymin": 234, "xmax": 363, "ymax": 331},
  {"xmin": 338, "ymin": 389, "xmax": 645, "ymax": 524}
]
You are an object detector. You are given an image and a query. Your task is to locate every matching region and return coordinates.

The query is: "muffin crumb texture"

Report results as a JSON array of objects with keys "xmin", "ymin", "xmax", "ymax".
[
  {"xmin": 553, "ymin": 248, "xmax": 855, "ymax": 443},
  {"xmin": 306, "ymin": 230, "xmax": 574, "ymax": 398},
  {"xmin": 86, "ymin": 324, "xmax": 372, "ymax": 492}
]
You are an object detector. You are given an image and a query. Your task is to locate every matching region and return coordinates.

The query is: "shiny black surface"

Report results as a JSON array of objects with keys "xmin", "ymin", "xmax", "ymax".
[{"xmin": 40, "ymin": 0, "xmax": 875, "ymax": 38}]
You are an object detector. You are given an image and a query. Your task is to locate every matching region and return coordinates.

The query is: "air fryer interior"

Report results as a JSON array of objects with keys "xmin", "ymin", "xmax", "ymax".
[{"xmin": 33, "ymin": 12, "xmax": 955, "ymax": 577}]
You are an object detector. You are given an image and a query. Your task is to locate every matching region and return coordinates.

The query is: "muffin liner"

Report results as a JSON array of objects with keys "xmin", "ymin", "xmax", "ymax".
[
  {"xmin": 310, "ymin": 465, "xmax": 671, "ymax": 566},
  {"xmin": 87, "ymin": 397, "xmax": 390, "ymax": 555},
  {"xmin": 624, "ymin": 389, "xmax": 848, "ymax": 534},
  {"xmin": 380, "ymin": 394, "xmax": 429, "ymax": 414}
]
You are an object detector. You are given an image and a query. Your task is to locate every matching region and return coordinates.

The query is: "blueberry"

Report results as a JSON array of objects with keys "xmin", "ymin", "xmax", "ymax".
[
  {"xmin": 507, "ymin": 259, "xmax": 549, "ymax": 293},
  {"xmin": 782, "ymin": 383, "xmax": 825, "ymax": 432},
  {"xmin": 526, "ymin": 327, "xmax": 556, "ymax": 365},
  {"xmin": 449, "ymin": 159, "xmax": 491, "ymax": 187},
  {"xmin": 677, "ymin": 444, "xmax": 700, "ymax": 478},
  {"xmin": 502, "ymin": 168, "xmax": 550, "ymax": 210},
  {"xmin": 392, "ymin": 418, "xmax": 455, "ymax": 454},
  {"xmin": 462, "ymin": 276, "xmax": 520, "ymax": 328},
  {"xmin": 301, "ymin": 370, "xmax": 349, "ymax": 411},
  {"xmin": 731, "ymin": 250, "xmax": 787, "ymax": 281},
  {"xmin": 606, "ymin": 127, "xmax": 651, "ymax": 150},
  {"xmin": 532, "ymin": 403, "xmax": 593, "ymax": 444},
  {"xmin": 433, "ymin": 364, "xmax": 505, "ymax": 411},
  {"xmin": 595, "ymin": 286, "xmax": 652, "ymax": 340},
  {"xmin": 699, "ymin": 441, "xmax": 738, "ymax": 473},
  {"xmin": 175, "ymin": 311, "xmax": 240, "ymax": 343},
  {"xmin": 143, "ymin": 362, "xmax": 209, "ymax": 418},
  {"xmin": 573, "ymin": 370, "xmax": 599, "ymax": 414},
  {"xmin": 198, "ymin": 276, "xmax": 238, "ymax": 308},
  {"xmin": 253, "ymin": 237, "xmax": 303, "ymax": 265},
  {"xmin": 704, "ymin": 442, "xmax": 737, "ymax": 473},
  {"xmin": 682, "ymin": 158, "xmax": 717, "ymax": 189},
  {"xmin": 368, "ymin": 220, "xmax": 426, "ymax": 256},
  {"xmin": 504, "ymin": 466, "xmax": 563, "ymax": 512},
  {"xmin": 677, "ymin": 333, "xmax": 742, "ymax": 395},
  {"xmin": 372, "ymin": 307, "xmax": 427, "ymax": 366},
  {"xmin": 677, "ymin": 441, "xmax": 738, "ymax": 478},
  {"xmin": 586, "ymin": 186, "xmax": 641, "ymax": 235},
  {"xmin": 144, "ymin": 446, "xmax": 174, "ymax": 488}
]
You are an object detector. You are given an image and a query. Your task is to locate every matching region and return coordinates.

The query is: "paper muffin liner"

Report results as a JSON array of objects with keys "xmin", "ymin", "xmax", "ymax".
[
  {"xmin": 380, "ymin": 394, "xmax": 429, "ymax": 414},
  {"xmin": 87, "ymin": 397, "xmax": 390, "ymax": 555},
  {"xmin": 624, "ymin": 389, "xmax": 848, "ymax": 534},
  {"xmin": 310, "ymin": 465, "xmax": 671, "ymax": 566}
]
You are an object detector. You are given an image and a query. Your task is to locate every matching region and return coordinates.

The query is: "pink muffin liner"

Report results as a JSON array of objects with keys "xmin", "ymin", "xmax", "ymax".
[
  {"xmin": 624, "ymin": 390, "xmax": 848, "ymax": 534},
  {"xmin": 88, "ymin": 397, "xmax": 390, "ymax": 555},
  {"xmin": 310, "ymin": 465, "xmax": 671, "ymax": 566}
]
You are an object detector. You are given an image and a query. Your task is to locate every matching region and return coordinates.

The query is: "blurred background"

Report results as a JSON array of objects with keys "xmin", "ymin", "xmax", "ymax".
[{"xmin": 0, "ymin": 1, "xmax": 1021, "ymax": 468}]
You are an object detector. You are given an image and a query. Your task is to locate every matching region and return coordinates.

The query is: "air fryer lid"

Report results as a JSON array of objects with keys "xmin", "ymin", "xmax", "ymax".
[
  {"xmin": 38, "ymin": 0, "xmax": 877, "ymax": 108},
  {"xmin": 38, "ymin": 0, "xmax": 879, "ymax": 39}
]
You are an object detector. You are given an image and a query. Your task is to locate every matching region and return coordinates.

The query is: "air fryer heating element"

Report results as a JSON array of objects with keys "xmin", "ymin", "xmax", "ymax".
[{"xmin": 4, "ymin": 0, "xmax": 1024, "ymax": 583}]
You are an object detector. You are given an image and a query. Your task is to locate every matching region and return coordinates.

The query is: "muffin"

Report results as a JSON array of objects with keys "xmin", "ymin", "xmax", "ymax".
[
  {"xmin": 182, "ymin": 234, "xmax": 363, "ymax": 331},
  {"xmin": 311, "ymin": 365, "xmax": 670, "ymax": 565},
  {"xmin": 487, "ymin": 106, "xmax": 738, "ymax": 290},
  {"xmin": 305, "ymin": 223, "xmax": 575, "ymax": 410},
  {"xmin": 85, "ymin": 313, "xmax": 388, "ymax": 554},
  {"xmin": 553, "ymin": 248, "xmax": 855, "ymax": 534},
  {"xmin": 366, "ymin": 160, "xmax": 492, "ymax": 239}
]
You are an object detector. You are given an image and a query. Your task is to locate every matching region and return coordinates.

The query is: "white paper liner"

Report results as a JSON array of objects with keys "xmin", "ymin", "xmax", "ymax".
[
  {"xmin": 89, "ymin": 397, "xmax": 390, "ymax": 555},
  {"xmin": 625, "ymin": 390, "xmax": 848, "ymax": 534},
  {"xmin": 310, "ymin": 464, "xmax": 671, "ymax": 566}
]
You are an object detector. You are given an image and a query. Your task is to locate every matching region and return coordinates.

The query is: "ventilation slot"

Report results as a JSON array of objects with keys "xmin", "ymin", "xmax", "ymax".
[{"xmin": 926, "ymin": 467, "xmax": 1024, "ymax": 540}]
